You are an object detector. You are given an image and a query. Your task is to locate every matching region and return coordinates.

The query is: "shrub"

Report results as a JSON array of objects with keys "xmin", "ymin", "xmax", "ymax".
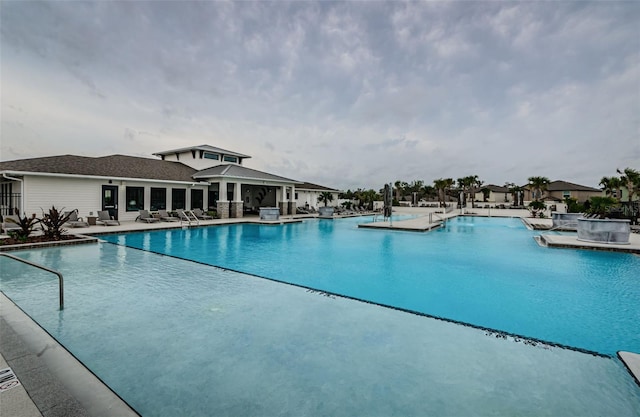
[
  {"xmin": 6, "ymin": 212, "xmax": 39, "ymax": 239},
  {"xmin": 528, "ymin": 201, "xmax": 546, "ymax": 218},
  {"xmin": 40, "ymin": 206, "xmax": 73, "ymax": 240},
  {"xmin": 586, "ymin": 196, "xmax": 619, "ymax": 219}
]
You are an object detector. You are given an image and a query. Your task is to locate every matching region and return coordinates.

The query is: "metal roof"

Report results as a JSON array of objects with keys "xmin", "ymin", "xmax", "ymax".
[
  {"xmin": 152, "ymin": 144, "xmax": 251, "ymax": 159},
  {"xmin": 193, "ymin": 164, "xmax": 301, "ymax": 184}
]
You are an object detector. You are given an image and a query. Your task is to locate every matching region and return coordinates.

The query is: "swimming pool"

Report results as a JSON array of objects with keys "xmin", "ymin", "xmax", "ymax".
[
  {"xmin": 99, "ymin": 216, "xmax": 640, "ymax": 356},
  {"xmin": 2, "ymin": 241, "xmax": 640, "ymax": 416}
]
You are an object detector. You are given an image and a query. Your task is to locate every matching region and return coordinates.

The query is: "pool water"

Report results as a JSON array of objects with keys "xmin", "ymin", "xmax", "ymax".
[
  {"xmin": 100, "ymin": 216, "xmax": 640, "ymax": 356},
  {"xmin": 1, "ymin": 242, "xmax": 640, "ymax": 416}
]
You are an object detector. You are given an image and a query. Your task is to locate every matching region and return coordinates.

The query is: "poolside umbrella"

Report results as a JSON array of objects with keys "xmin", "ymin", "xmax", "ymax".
[{"xmin": 384, "ymin": 183, "xmax": 393, "ymax": 219}]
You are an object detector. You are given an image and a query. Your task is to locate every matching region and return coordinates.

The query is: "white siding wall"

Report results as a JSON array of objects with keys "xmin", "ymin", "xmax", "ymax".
[
  {"xmin": 295, "ymin": 190, "xmax": 339, "ymax": 209},
  {"xmin": 22, "ymin": 175, "xmax": 209, "ymax": 222},
  {"xmin": 23, "ymin": 176, "xmax": 103, "ymax": 219},
  {"xmin": 160, "ymin": 151, "xmax": 241, "ymax": 170}
]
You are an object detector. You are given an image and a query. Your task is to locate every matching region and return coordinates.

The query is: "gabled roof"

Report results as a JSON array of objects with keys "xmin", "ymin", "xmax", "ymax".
[
  {"xmin": 193, "ymin": 164, "xmax": 301, "ymax": 184},
  {"xmin": 546, "ymin": 180, "xmax": 601, "ymax": 192},
  {"xmin": 0, "ymin": 154, "xmax": 198, "ymax": 182},
  {"xmin": 477, "ymin": 184, "xmax": 509, "ymax": 193},
  {"xmin": 152, "ymin": 144, "xmax": 251, "ymax": 159},
  {"xmin": 296, "ymin": 182, "xmax": 340, "ymax": 192}
]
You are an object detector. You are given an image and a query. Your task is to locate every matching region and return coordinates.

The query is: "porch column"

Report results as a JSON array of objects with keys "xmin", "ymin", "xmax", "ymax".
[
  {"xmin": 217, "ymin": 180, "xmax": 230, "ymax": 219},
  {"xmin": 279, "ymin": 185, "xmax": 288, "ymax": 215},
  {"xmin": 230, "ymin": 182, "xmax": 243, "ymax": 218},
  {"xmin": 288, "ymin": 185, "xmax": 296, "ymax": 215}
]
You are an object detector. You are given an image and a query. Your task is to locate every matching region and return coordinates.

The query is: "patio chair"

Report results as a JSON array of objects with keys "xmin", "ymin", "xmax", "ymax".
[
  {"xmin": 192, "ymin": 208, "xmax": 213, "ymax": 220},
  {"xmin": 136, "ymin": 210, "xmax": 160, "ymax": 223},
  {"xmin": 1, "ymin": 214, "xmax": 21, "ymax": 233},
  {"xmin": 158, "ymin": 209, "xmax": 179, "ymax": 222},
  {"xmin": 97, "ymin": 210, "xmax": 120, "ymax": 226},
  {"xmin": 63, "ymin": 210, "xmax": 89, "ymax": 228}
]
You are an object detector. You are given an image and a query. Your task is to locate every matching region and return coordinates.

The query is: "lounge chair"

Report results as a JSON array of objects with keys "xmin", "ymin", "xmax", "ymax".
[
  {"xmin": 97, "ymin": 210, "xmax": 120, "ymax": 226},
  {"xmin": 158, "ymin": 209, "xmax": 179, "ymax": 222},
  {"xmin": 1, "ymin": 214, "xmax": 21, "ymax": 233},
  {"xmin": 192, "ymin": 208, "xmax": 213, "ymax": 220},
  {"xmin": 137, "ymin": 210, "xmax": 160, "ymax": 223},
  {"xmin": 63, "ymin": 210, "xmax": 89, "ymax": 228}
]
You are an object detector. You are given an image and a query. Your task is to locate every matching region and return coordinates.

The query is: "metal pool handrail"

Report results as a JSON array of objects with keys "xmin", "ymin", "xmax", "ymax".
[{"xmin": 0, "ymin": 253, "xmax": 64, "ymax": 310}]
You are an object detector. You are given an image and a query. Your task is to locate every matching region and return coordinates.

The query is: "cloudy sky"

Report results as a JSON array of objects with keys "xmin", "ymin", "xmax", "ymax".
[{"xmin": 1, "ymin": 1, "xmax": 638, "ymax": 190}]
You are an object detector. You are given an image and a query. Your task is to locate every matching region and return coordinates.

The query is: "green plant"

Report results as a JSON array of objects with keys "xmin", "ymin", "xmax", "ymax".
[
  {"xmin": 617, "ymin": 168, "xmax": 640, "ymax": 203},
  {"xmin": 40, "ymin": 206, "xmax": 73, "ymax": 240},
  {"xmin": 6, "ymin": 212, "xmax": 39, "ymax": 239},
  {"xmin": 318, "ymin": 191, "xmax": 334, "ymax": 207},
  {"xmin": 586, "ymin": 196, "xmax": 619, "ymax": 219},
  {"xmin": 527, "ymin": 176, "xmax": 550, "ymax": 201},
  {"xmin": 528, "ymin": 201, "xmax": 546, "ymax": 217},
  {"xmin": 563, "ymin": 197, "xmax": 584, "ymax": 213}
]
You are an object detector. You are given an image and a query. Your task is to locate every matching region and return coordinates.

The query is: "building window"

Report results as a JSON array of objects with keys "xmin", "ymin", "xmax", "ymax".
[
  {"xmin": 204, "ymin": 152, "xmax": 219, "ymax": 160},
  {"xmin": 295, "ymin": 192, "xmax": 298, "ymax": 200},
  {"xmin": 223, "ymin": 155, "xmax": 238, "ymax": 163},
  {"xmin": 208, "ymin": 191, "xmax": 219, "ymax": 209},
  {"xmin": 172, "ymin": 189, "xmax": 186, "ymax": 210},
  {"xmin": 563, "ymin": 191, "xmax": 571, "ymax": 199},
  {"xmin": 191, "ymin": 189, "xmax": 203, "ymax": 210},
  {"xmin": 126, "ymin": 187, "xmax": 144, "ymax": 212},
  {"xmin": 150, "ymin": 188, "xmax": 166, "ymax": 211}
]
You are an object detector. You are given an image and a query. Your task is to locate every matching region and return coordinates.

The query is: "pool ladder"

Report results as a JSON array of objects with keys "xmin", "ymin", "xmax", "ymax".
[
  {"xmin": 180, "ymin": 210, "xmax": 200, "ymax": 227},
  {"xmin": 0, "ymin": 253, "xmax": 64, "ymax": 310}
]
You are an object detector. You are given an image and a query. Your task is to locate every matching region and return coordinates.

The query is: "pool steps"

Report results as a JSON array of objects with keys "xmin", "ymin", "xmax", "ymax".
[{"xmin": 618, "ymin": 351, "xmax": 640, "ymax": 387}]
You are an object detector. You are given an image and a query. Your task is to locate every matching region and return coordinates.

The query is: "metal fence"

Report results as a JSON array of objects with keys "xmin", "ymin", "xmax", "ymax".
[{"xmin": 0, "ymin": 193, "xmax": 21, "ymax": 217}]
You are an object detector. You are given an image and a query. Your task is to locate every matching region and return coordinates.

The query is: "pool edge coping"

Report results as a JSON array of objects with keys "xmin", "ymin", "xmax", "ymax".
[
  {"xmin": 0, "ymin": 292, "xmax": 140, "ymax": 417},
  {"xmin": 618, "ymin": 351, "xmax": 640, "ymax": 388}
]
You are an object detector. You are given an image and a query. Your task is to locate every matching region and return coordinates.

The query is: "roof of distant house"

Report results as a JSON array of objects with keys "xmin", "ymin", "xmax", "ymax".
[
  {"xmin": 480, "ymin": 184, "xmax": 510, "ymax": 193},
  {"xmin": 546, "ymin": 180, "xmax": 601, "ymax": 192},
  {"xmin": 295, "ymin": 182, "xmax": 341, "ymax": 192}
]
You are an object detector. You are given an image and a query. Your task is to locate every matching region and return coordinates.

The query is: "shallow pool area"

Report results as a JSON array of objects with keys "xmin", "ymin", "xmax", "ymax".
[
  {"xmin": 100, "ymin": 216, "xmax": 640, "ymax": 356},
  {"xmin": 2, "ymin": 242, "xmax": 640, "ymax": 416}
]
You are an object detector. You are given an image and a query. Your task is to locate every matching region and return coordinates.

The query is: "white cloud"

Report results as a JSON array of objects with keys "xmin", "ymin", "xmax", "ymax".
[{"xmin": 1, "ymin": 1, "xmax": 638, "ymax": 190}]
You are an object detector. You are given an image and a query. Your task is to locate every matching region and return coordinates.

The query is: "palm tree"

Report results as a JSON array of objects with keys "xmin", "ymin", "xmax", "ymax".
[
  {"xmin": 480, "ymin": 187, "xmax": 491, "ymax": 202},
  {"xmin": 318, "ymin": 191, "xmax": 334, "ymax": 207},
  {"xmin": 394, "ymin": 180, "xmax": 407, "ymax": 202},
  {"xmin": 421, "ymin": 185, "xmax": 437, "ymax": 202},
  {"xmin": 506, "ymin": 183, "xmax": 525, "ymax": 206},
  {"xmin": 443, "ymin": 178, "xmax": 454, "ymax": 206},
  {"xmin": 433, "ymin": 178, "xmax": 453, "ymax": 208},
  {"xmin": 617, "ymin": 168, "xmax": 640, "ymax": 203},
  {"xmin": 599, "ymin": 176, "xmax": 622, "ymax": 201},
  {"xmin": 471, "ymin": 175, "xmax": 483, "ymax": 207},
  {"xmin": 361, "ymin": 189, "xmax": 379, "ymax": 210},
  {"xmin": 527, "ymin": 176, "xmax": 550, "ymax": 201},
  {"xmin": 457, "ymin": 175, "xmax": 480, "ymax": 207}
]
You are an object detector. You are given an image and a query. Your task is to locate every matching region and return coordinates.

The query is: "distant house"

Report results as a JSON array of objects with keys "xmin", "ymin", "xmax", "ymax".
[
  {"xmin": 524, "ymin": 180, "xmax": 602, "ymax": 203},
  {"xmin": 473, "ymin": 184, "xmax": 512, "ymax": 205},
  {"xmin": 294, "ymin": 182, "xmax": 340, "ymax": 210},
  {"xmin": 0, "ymin": 144, "xmax": 338, "ymax": 221}
]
